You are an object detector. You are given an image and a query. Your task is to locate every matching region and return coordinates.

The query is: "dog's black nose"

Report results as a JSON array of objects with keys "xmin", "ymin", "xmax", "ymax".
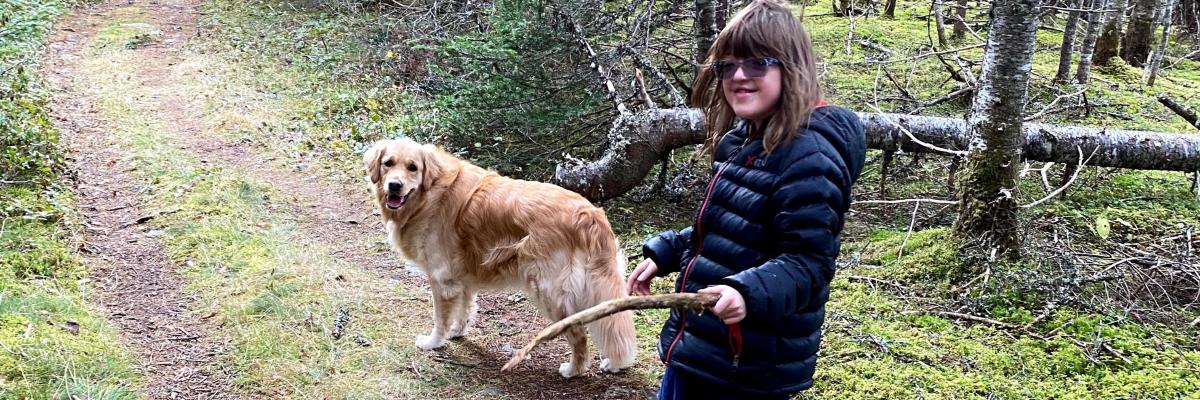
[{"xmin": 388, "ymin": 181, "xmax": 404, "ymax": 192}]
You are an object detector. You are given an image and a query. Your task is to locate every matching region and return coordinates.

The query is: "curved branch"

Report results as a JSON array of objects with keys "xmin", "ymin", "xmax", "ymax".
[{"xmin": 501, "ymin": 293, "xmax": 719, "ymax": 372}]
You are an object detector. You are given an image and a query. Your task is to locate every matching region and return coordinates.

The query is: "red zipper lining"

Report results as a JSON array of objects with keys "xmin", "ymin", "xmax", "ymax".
[{"xmin": 663, "ymin": 157, "xmax": 737, "ymax": 366}]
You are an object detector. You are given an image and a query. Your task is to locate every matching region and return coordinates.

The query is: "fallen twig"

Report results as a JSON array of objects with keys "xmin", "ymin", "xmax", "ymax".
[
  {"xmin": 900, "ymin": 310, "xmax": 1020, "ymax": 330},
  {"xmin": 501, "ymin": 293, "xmax": 719, "ymax": 371},
  {"xmin": 1022, "ymin": 146, "xmax": 1097, "ymax": 208},
  {"xmin": 1025, "ymin": 88, "xmax": 1088, "ymax": 121},
  {"xmin": 897, "ymin": 201, "xmax": 921, "ymax": 261},
  {"xmin": 844, "ymin": 275, "xmax": 908, "ymax": 291},
  {"xmin": 854, "ymin": 198, "xmax": 959, "ymax": 205},
  {"xmin": 877, "ymin": 43, "xmax": 986, "ymax": 65},
  {"xmin": 1157, "ymin": 94, "xmax": 1200, "ymax": 130}
]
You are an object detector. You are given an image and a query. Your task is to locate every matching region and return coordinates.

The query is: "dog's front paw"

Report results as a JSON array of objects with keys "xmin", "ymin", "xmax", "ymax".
[
  {"xmin": 415, "ymin": 334, "xmax": 446, "ymax": 351},
  {"xmin": 559, "ymin": 362, "xmax": 585, "ymax": 378}
]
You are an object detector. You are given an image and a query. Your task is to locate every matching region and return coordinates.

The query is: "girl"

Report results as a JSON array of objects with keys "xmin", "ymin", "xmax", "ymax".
[{"xmin": 626, "ymin": 0, "xmax": 866, "ymax": 398}]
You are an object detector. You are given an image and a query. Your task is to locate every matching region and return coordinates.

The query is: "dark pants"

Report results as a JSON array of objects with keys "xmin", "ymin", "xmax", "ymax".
[{"xmin": 657, "ymin": 367, "xmax": 792, "ymax": 400}]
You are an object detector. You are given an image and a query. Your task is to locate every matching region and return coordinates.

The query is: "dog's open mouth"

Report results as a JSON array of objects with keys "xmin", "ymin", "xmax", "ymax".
[{"xmin": 386, "ymin": 193, "xmax": 408, "ymax": 209}]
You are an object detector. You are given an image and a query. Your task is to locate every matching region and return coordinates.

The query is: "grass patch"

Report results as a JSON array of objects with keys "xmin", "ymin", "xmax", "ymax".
[
  {"xmin": 1, "ymin": 188, "xmax": 143, "ymax": 400},
  {"xmin": 1, "ymin": 1, "xmax": 143, "ymax": 398}
]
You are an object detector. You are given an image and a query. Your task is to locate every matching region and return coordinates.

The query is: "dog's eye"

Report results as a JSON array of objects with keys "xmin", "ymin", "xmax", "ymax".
[
  {"xmin": 407, "ymin": 163, "xmax": 418, "ymax": 172},
  {"xmin": 383, "ymin": 160, "xmax": 395, "ymax": 167}
]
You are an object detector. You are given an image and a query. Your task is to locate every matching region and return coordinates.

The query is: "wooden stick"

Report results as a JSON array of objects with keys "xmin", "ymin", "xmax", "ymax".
[{"xmin": 501, "ymin": 293, "xmax": 719, "ymax": 371}]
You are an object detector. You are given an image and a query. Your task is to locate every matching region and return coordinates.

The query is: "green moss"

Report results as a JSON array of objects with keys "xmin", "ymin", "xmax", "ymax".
[
  {"xmin": 809, "ymin": 280, "xmax": 1200, "ymax": 399},
  {"xmin": 859, "ymin": 227, "xmax": 960, "ymax": 285}
]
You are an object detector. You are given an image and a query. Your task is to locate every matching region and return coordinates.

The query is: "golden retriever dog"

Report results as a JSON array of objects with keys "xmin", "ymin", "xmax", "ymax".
[{"xmin": 363, "ymin": 138, "xmax": 637, "ymax": 377}]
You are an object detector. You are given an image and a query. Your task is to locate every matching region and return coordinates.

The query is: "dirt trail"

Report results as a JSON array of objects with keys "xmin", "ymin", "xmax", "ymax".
[
  {"xmin": 44, "ymin": 0, "xmax": 654, "ymax": 398},
  {"xmin": 44, "ymin": 2, "xmax": 239, "ymax": 399}
]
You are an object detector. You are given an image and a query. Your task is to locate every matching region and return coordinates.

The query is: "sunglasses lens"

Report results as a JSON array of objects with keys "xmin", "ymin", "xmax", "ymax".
[
  {"xmin": 743, "ymin": 60, "xmax": 767, "ymax": 78},
  {"xmin": 714, "ymin": 62, "xmax": 733, "ymax": 80},
  {"xmin": 714, "ymin": 58, "xmax": 777, "ymax": 79}
]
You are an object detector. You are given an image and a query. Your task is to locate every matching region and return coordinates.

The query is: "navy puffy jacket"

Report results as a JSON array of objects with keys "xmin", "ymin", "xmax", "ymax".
[{"xmin": 642, "ymin": 105, "xmax": 866, "ymax": 395}]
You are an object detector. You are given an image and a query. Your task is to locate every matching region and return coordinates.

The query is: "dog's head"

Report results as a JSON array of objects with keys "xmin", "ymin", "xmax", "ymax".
[{"xmin": 363, "ymin": 138, "xmax": 445, "ymax": 211}]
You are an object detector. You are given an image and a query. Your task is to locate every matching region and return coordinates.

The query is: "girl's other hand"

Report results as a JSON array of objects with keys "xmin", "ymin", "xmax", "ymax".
[{"xmin": 627, "ymin": 258, "xmax": 658, "ymax": 296}]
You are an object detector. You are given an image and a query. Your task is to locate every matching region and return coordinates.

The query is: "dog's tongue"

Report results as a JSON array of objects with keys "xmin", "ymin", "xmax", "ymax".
[{"xmin": 386, "ymin": 194, "xmax": 406, "ymax": 209}]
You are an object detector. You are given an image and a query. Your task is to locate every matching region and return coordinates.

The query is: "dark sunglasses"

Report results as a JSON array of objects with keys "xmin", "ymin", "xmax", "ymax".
[{"xmin": 711, "ymin": 57, "xmax": 783, "ymax": 80}]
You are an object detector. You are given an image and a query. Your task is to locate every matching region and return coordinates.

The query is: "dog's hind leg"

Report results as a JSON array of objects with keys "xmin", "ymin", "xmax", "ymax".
[
  {"xmin": 558, "ymin": 325, "xmax": 588, "ymax": 378},
  {"xmin": 536, "ymin": 287, "xmax": 589, "ymax": 378}
]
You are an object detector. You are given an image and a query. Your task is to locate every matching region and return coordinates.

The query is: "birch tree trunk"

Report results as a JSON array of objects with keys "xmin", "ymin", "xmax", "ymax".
[
  {"xmin": 1095, "ymin": 0, "xmax": 1129, "ymax": 64},
  {"xmin": 551, "ymin": 109, "xmax": 1200, "ymax": 200},
  {"xmin": 953, "ymin": 0, "xmax": 1043, "ymax": 262},
  {"xmin": 1122, "ymin": 0, "xmax": 1162, "ymax": 66},
  {"xmin": 1144, "ymin": 0, "xmax": 1176, "ymax": 85},
  {"xmin": 1076, "ymin": 0, "xmax": 1107, "ymax": 83},
  {"xmin": 933, "ymin": 0, "xmax": 950, "ymax": 47},
  {"xmin": 1056, "ymin": 0, "xmax": 1083, "ymax": 82}
]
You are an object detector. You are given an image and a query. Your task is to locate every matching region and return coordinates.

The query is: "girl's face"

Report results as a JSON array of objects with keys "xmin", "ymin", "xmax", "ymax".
[{"xmin": 719, "ymin": 57, "xmax": 783, "ymax": 124}]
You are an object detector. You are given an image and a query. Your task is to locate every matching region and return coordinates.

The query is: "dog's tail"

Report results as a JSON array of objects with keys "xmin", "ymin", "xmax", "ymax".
[{"xmin": 575, "ymin": 208, "xmax": 638, "ymax": 372}]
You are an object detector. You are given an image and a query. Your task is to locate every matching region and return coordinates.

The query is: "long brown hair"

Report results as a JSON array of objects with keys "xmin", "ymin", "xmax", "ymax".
[{"xmin": 692, "ymin": 0, "xmax": 823, "ymax": 155}]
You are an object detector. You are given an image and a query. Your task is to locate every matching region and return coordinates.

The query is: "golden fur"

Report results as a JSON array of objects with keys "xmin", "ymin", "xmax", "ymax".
[{"xmin": 364, "ymin": 138, "xmax": 637, "ymax": 377}]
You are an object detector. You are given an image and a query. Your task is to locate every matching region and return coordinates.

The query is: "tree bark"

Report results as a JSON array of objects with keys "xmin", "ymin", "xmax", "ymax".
[
  {"xmin": 1122, "ymin": 0, "xmax": 1161, "ymax": 66},
  {"xmin": 1095, "ymin": 0, "xmax": 1129, "ymax": 65},
  {"xmin": 1076, "ymin": 0, "xmax": 1106, "ymax": 83},
  {"xmin": 694, "ymin": 0, "xmax": 717, "ymax": 67},
  {"xmin": 885, "ymin": 0, "xmax": 899, "ymax": 18},
  {"xmin": 715, "ymin": 0, "xmax": 730, "ymax": 32},
  {"xmin": 1056, "ymin": 0, "xmax": 1083, "ymax": 82},
  {"xmin": 953, "ymin": 0, "xmax": 970, "ymax": 37},
  {"xmin": 551, "ymin": 109, "xmax": 1200, "ymax": 200},
  {"xmin": 953, "ymin": 0, "xmax": 1042, "ymax": 262},
  {"xmin": 1144, "ymin": 0, "xmax": 1177, "ymax": 85}
]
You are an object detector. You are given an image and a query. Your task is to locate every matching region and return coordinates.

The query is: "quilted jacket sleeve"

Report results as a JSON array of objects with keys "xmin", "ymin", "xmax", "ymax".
[
  {"xmin": 721, "ymin": 108, "xmax": 866, "ymax": 324},
  {"xmin": 642, "ymin": 226, "xmax": 694, "ymax": 277}
]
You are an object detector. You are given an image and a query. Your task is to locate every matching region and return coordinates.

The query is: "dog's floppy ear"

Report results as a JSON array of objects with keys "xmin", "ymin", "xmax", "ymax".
[
  {"xmin": 420, "ymin": 144, "xmax": 444, "ymax": 191},
  {"xmin": 363, "ymin": 141, "xmax": 385, "ymax": 184}
]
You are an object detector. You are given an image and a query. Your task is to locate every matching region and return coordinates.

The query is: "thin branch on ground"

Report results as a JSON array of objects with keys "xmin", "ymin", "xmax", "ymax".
[
  {"xmin": 1024, "ymin": 88, "xmax": 1088, "ymax": 121},
  {"xmin": 897, "ymin": 201, "xmax": 922, "ymax": 261},
  {"xmin": 854, "ymin": 198, "xmax": 960, "ymax": 205},
  {"xmin": 1022, "ymin": 146, "xmax": 1097, "ymax": 208}
]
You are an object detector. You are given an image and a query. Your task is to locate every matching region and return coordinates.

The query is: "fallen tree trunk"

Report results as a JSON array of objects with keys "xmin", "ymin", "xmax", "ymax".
[
  {"xmin": 501, "ymin": 293, "xmax": 718, "ymax": 372},
  {"xmin": 553, "ymin": 108, "xmax": 1200, "ymax": 200}
]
